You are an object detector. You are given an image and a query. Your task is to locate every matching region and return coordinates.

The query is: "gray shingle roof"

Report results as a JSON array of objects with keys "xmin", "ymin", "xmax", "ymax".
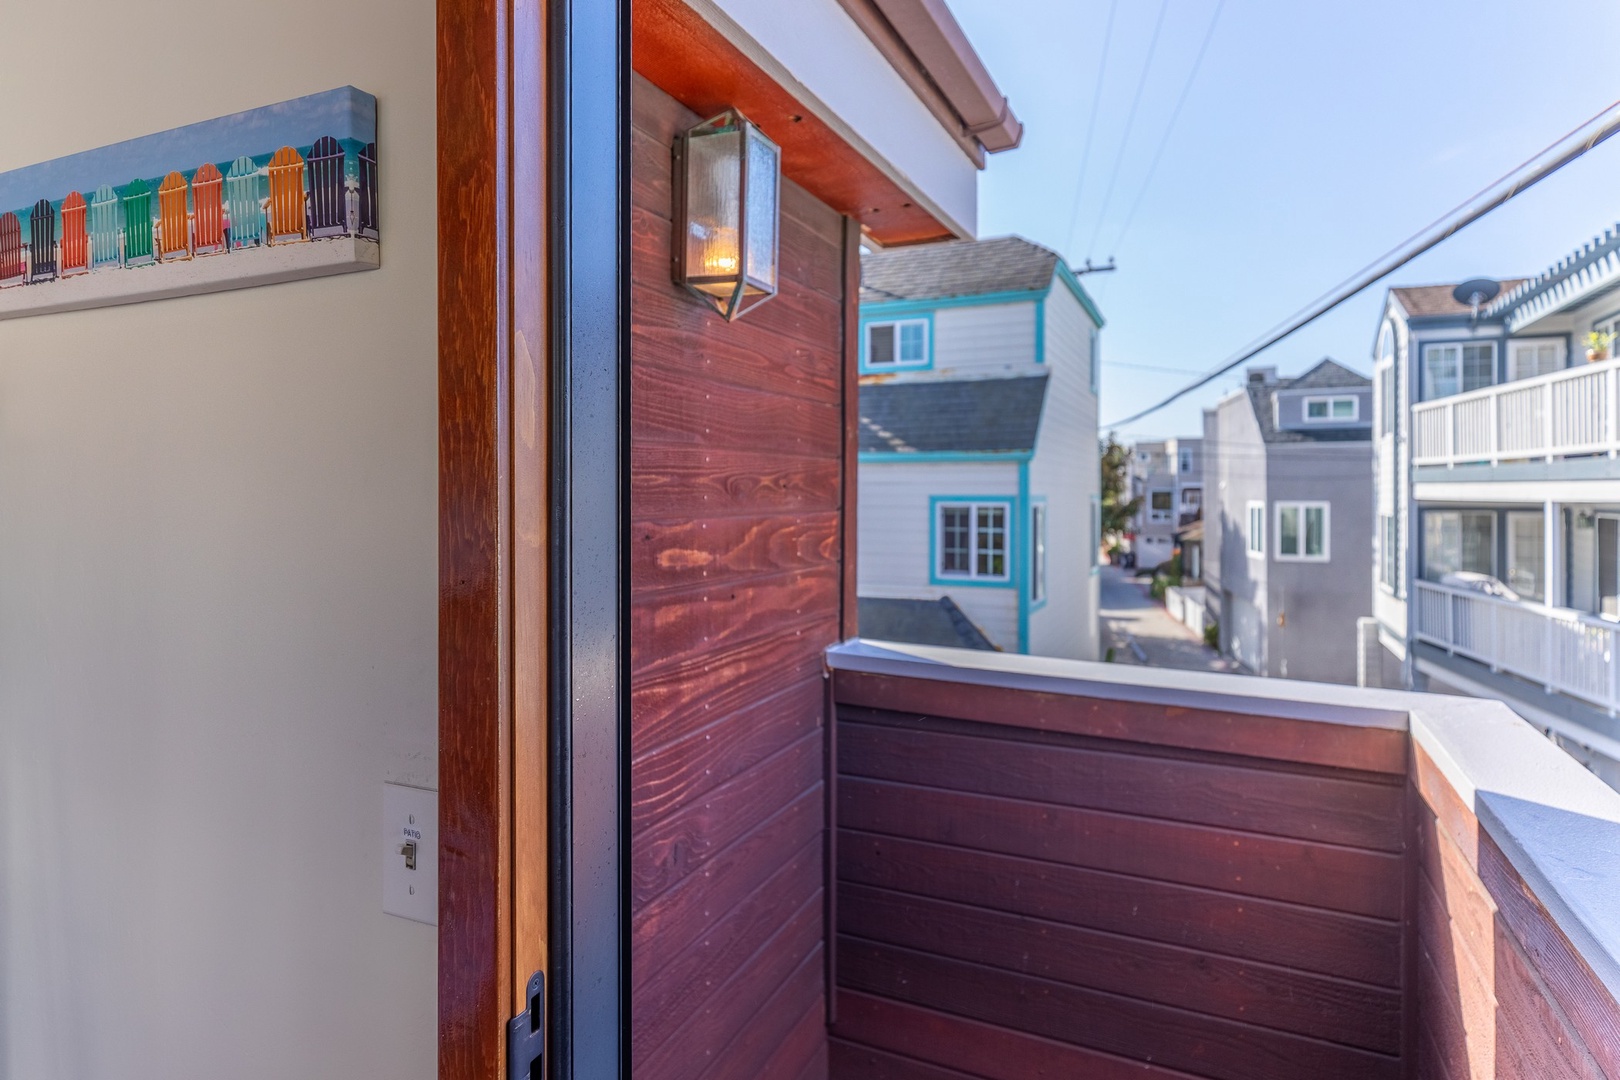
[
  {"xmin": 858, "ymin": 596, "xmax": 999, "ymax": 651},
  {"xmin": 1249, "ymin": 359, "xmax": 1372, "ymax": 444},
  {"xmin": 861, "ymin": 236, "xmax": 1060, "ymax": 304},
  {"xmin": 859, "ymin": 375, "xmax": 1048, "ymax": 454}
]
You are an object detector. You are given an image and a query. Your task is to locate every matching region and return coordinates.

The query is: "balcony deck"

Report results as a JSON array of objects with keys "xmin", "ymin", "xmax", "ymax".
[
  {"xmin": 820, "ymin": 641, "xmax": 1620, "ymax": 1080},
  {"xmin": 1412, "ymin": 356, "xmax": 1620, "ymax": 470}
]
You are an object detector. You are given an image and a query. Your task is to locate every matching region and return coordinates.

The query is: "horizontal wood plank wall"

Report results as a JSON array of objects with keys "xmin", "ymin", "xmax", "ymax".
[
  {"xmin": 1410, "ymin": 741, "xmax": 1618, "ymax": 1080},
  {"xmin": 828, "ymin": 674, "xmax": 1411, "ymax": 1080},
  {"xmin": 629, "ymin": 73, "xmax": 843, "ymax": 1080}
]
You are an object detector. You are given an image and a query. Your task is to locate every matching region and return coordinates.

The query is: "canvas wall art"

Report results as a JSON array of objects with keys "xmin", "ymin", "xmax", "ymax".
[{"xmin": 0, "ymin": 86, "xmax": 379, "ymax": 320}]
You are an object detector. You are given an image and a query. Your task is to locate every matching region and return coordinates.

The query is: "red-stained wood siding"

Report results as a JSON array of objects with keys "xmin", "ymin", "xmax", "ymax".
[
  {"xmin": 828, "ymin": 676, "xmax": 1412, "ymax": 1080},
  {"xmin": 1410, "ymin": 741, "xmax": 1618, "ymax": 1080},
  {"xmin": 630, "ymin": 73, "xmax": 847, "ymax": 1080}
]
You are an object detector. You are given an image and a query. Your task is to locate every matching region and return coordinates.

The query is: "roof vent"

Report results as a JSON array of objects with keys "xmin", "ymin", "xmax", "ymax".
[{"xmin": 1247, "ymin": 366, "xmax": 1278, "ymax": 385}]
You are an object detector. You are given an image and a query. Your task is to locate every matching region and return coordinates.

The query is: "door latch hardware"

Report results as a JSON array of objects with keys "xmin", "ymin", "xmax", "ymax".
[{"xmin": 507, "ymin": 971, "xmax": 545, "ymax": 1080}]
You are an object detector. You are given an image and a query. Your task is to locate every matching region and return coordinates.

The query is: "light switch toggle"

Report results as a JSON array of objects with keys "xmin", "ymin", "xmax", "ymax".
[{"xmin": 383, "ymin": 783, "xmax": 438, "ymax": 925}]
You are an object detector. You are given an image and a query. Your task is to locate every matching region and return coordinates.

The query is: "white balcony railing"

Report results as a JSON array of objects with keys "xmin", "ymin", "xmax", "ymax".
[
  {"xmin": 1413, "ymin": 580, "xmax": 1620, "ymax": 712},
  {"xmin": 1410, "ymin": 357, "xmax": 1620, "ymax": 466}
]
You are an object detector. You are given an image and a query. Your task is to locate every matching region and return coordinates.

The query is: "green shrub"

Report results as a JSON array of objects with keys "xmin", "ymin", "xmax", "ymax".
[
  {"xmin": 1203, "ymin": 619, "xmax": 1219, "ymax": 649},
  {"xmin": 1149, "ymin": 576, "xmax": 1168, "ymax": 601}
]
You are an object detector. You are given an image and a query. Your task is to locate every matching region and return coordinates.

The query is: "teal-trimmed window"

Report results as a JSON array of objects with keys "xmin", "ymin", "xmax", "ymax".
[
  {"xmin": 935, "ymin": 499, "xmax": 1012, "ymax": 583},
  {"xmin": 1030, "ymin": 503, "xmax": 1048, "ymax": 603},
  {"xmin": 865, "ymin": 318, "xmax": 929, "ymax": 369}
]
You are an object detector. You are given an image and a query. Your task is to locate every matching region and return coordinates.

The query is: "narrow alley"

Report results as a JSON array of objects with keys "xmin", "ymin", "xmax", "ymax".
[{"xmin": 1098, "ymin": 564, "xmax": 1237, "ymax": 673}]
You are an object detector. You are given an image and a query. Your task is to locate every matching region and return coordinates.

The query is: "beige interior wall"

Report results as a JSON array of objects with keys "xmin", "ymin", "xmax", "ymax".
[{"xmin": 0, "ymin": 2, "xmax": 438, "ymax": 1077}]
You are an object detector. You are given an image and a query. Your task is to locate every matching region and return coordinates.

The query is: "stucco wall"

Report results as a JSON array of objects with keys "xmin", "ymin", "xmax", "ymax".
[{"xmin": 0, "ymin": 1, "xmax": 437, "ymax": 1076}]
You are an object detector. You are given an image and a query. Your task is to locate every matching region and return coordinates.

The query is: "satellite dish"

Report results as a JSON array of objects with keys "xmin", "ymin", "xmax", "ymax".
[{"xmin": 1452, "ymin": 278, "xmax": 1500, "ymax": 307}]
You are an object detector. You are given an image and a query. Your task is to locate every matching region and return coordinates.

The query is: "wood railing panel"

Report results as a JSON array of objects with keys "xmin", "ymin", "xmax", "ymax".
[
  {"xmin": 830, "ymin": 685, "xmax": 1410, "ymax": 1080},
  {"xmin": 838, "ymin": 831, "xmax": 1402, "ymax": 986},
  {"xmin": 1411, "ymin": 735, "xmax": 1620, "ymax": 1080}
]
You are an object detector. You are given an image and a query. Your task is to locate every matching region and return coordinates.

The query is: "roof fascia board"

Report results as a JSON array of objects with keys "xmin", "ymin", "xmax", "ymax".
[
  {"xmin": 861, "ymin": 288, "xmax": 1045, "ymax": 317},
  {"xmin": 860, "ymin": 450, "xmax": 1033, "ymax": 462},
  {"xmin": 1053, "ymin": 261, "xmax": 1106, "ymax": 328},
  {"xmin": 681, "ymin": 0, "xmax": 973, "ymax": 239}
]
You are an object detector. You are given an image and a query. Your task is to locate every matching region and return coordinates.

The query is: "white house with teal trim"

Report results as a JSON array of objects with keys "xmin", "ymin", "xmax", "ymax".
[{"xmin": 855, "ymin": 235, "xmax": 1102, "ymax": 659}]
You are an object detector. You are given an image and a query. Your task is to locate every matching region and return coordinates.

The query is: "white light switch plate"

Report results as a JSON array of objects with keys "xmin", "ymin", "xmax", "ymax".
[{"xmin": 383, "ymin": 783, "xmax": 438, "ymax": 925}]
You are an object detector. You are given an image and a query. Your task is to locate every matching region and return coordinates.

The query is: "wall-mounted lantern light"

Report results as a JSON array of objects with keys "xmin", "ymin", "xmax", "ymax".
[{"xmin": 673, "ymin": 109, "xmax": 781, "ymax": 321}]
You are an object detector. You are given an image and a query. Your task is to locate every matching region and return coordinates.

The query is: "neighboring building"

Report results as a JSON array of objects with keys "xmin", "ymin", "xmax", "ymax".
[
  {"xmin": 856, "ymin": 235, "xmax": 1103, "ymax": 660},
  {"xmin": 1372, "ymin": 229, "xmax": 1620, "ymax": 782},
  {"xmin": 1204, "ymin": 359, "xmax": 1374, "ymax": 683},
  {"xmin": 1127, "ymin": 436, "xmax": 1201, "ymax": 569}
]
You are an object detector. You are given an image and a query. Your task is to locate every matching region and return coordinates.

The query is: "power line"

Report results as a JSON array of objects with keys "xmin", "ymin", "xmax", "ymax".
[
  {"xmin": 1107, "ymin": 0, "xmax": 1226, "ymax": 259},
  {"xmin": 1063, "ymin": 0, "xmax": 1121, "ymax": 257},
  {"xmin": 1085, "ymin": 0, "xmax": 1171, "ymax": 259},
  {"xmin": 1103, "ymin": 97, "xmax": 1620, "ymax": 429}
]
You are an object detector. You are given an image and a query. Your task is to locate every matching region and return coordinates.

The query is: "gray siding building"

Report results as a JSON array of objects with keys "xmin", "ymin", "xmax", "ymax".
[{"xmin": 1204, "ymin": 360, "xmax": 1373, "ymax": 683}]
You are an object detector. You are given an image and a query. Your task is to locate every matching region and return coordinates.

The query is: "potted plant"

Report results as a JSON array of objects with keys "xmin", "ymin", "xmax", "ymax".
[{"xmin": 1587, "ymin": 330, "xmax": 1616, "ymax": 363}]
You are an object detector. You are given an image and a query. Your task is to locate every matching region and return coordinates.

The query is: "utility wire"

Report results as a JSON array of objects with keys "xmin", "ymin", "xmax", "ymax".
[
  {"xmin": 1085, "ymin": 0, "xmax": 1171, "ymax": 258},
  {"xmin": 1063, "ymin": 0, "xmax": 1121, "ymax": 257},
  {"xmin": 1108, "ymin": 0, "xmax": 1226, "ymax": 259},
  {"xmin": 1104, "ymin": 98, "xmax": 1620, "ymax": 429}
]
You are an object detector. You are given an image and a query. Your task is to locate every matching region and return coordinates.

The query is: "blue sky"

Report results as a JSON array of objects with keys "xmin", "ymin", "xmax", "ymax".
[{"xmin": 951, "ymin": 0, "xmax": 1620, "ymax": 442}]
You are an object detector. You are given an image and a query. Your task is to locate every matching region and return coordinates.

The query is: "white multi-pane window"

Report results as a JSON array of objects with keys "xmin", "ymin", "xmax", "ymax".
[
  {"xmin": 936, "ymin": 501, "xmax": 1010, "ymax": 582},
  {"xmin": 1178, "ymin": 448, "xmax": 1192, "ymax": 473},
  {"xmin": 1422, "ymin": 341, "xmax": 1495, "ymax": 400},
  {"xmin": 1508, "ymin": 339, "xmax": 1566, "ymax": 382},
  {"xmin": 1181, "ymin": 488, "xmax": 1201, "ymax": 512},
  {"xmin": 1148, "ymin": 489, "xmax": 1173, "ymax": 523},
  {"xmin": 1303, "ymin": 395, "xmax": 1357, "ymax": 422},
  {"xmin": 1275, "ymin": 502, "xmax": 1330, "ymax": 561},
  {"xmin": 1246, "ymin": 501, "xmax": 1265, "ymax": 557},
  {"xmin": 1031, "ymin": 504, "xmax": 1047, "ymax": 602},
  {"xmin": 866, "ymin": 318, "xmax": 928, "ymax": 367},
  {"xmin": 1378, "ymin": 367, "xmax": 1395, "ymax": 435}
]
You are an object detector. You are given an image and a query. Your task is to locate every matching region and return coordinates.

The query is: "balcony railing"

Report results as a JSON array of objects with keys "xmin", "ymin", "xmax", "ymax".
[
  {"xmin": 1412, "ymin": 579, "xmax": 1620, "ymax": 712},
  {"xmin": 1411, "ymin": 355, "xmax": 1620, "ymax": 466},
  {"xmin": 824, "ymin": 641, "xmax": 1620, "ymax": 1080}
]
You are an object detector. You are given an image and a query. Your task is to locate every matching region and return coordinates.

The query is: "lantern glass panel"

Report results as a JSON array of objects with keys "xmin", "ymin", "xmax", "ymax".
[
  {"xmin": 744, "ymin": 126, "xmax": 779, "ymax": 291},
  {"xmin": 683, "ymin": 125, "xmax": 743, "ymax": 298}
]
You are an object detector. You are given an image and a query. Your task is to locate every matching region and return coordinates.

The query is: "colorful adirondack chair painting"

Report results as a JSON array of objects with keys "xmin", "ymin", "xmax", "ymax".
[
  {"xmin": 122, "ymin": 179, "xmax": 154, "ymax": 264},
  {"xmin": 191, "ymin": 163, "xmax": 225, "ymax": 255},
  {"xmin": 88, "ymin": 185, "xmax": 120, "ymax": 268},
  {"xmin": 157, "ymin": 172, "xmax": 191, "ymax": 261},
  {"xmin": 267, "ymin": 146, "xmax": 308, "ymax": 245},
  {"xmin": 307, "ymin": 136, "xmax": 347, "ymax": 238},
  {"xmin": 60, "ymin": 192, "xmax": 89, "ymax": 275},
  {"xmin": 0, "ymin": 213, "xmax": 22, "ymax": 285},
  {"xmin": 224, "ymin": 157, "xmax": 265, "ymax": 250},
  {"xmin": 29, "ymin": 199, "xmax": 57, "ymax": 283},
  {"xmin": 0, "ymin": 87, "xmax": 378, "ymax": 317},
  {"xmin": 358, "ymin": 142, "xmax": 378, "ymax": 239}
]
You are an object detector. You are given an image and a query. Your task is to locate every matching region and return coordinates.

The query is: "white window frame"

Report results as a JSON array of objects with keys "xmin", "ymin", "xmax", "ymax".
[
  {"xmin": 935, "ymin": 500, "xmax": 1012, "ymax": 583},
  {"xmin": 1377, "ymin": 365, "xmax": 1395, "ymax": 436},
  {"xmin": 1181, "ymin": 487, "xmax": 1201, "ymax": 511},
  {"xmin": 865, "ymin": 318, "xmax": 929, "ymax": 368},
  {"xmin": 1422, "ymin": 341, "xmax": 1496, "ymax": 400},
  {"xmin": 1246, "ymin": 501, "xmax": 1265, "ymax": 558},
  {"xmin": 1302, "ymin": 395, "xmax": 1359, "ymax": 423},
  {"xmin": 1275, "ymin": 501, "xmax": 1331, "ymax": 562},
  {"xmin": 1178, "ymin": 448, "xmax": 1192, "ymax": 473},
  {"xmin": 1595, "ymin": 313, "xmax": 1620, "ymax": 344},
  {"xmin": 1379, "ymin": 513, "xmax": 1398, "ymax": 593},
  {"xmin": 1508, "ymin": 338, "xmax": 1567, "ymax": 382}
]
